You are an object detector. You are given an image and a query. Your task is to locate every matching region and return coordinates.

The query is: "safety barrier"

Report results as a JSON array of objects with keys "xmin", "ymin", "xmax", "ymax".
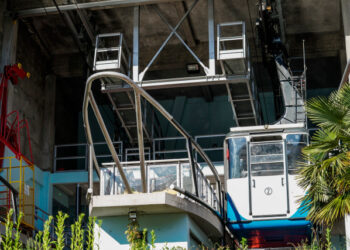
[{"xmin": 0, "ymin": 156, "xmax": 35, "ymax": 229}]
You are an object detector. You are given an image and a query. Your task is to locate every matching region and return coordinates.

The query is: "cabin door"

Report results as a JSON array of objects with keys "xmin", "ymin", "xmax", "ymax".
[{"xmin": 249, "ymin": 141, "xmax": 288, "ymax": 217}]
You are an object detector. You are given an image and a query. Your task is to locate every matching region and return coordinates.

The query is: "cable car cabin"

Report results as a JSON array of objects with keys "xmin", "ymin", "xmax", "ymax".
[{"xmin": 224, "ymin": 123, "xmax": 312, "ymax": 248}]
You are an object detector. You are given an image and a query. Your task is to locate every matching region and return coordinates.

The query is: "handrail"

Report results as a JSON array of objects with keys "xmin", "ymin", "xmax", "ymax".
[{"xmin": 83, "ymin": 72, "xmax": 222, "ymax": 201}]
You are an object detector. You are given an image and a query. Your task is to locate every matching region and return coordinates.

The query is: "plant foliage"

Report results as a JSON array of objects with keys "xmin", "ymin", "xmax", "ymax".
[{"xmin": 298, "ymin": 84, "xmax": 350, "ymax": 226}]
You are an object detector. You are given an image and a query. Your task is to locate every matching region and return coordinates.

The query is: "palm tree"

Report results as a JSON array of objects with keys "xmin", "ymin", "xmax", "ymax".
[{"xmin": 298, "ymin": 83, "xmax": 350, "ymax": 226}]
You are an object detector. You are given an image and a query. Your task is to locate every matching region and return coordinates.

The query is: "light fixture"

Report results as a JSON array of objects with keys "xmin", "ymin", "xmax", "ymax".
[
  {"xmin": 128, "ymin": 211, "xmax": 137, "ymax": 221},
  {"xmin": 186, "ymin": 63, "xmax": 200, "ymax": 74}
]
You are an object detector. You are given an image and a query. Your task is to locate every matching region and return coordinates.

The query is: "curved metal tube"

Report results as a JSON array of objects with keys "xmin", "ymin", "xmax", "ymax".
[{"xmin": 83, "ymin": 71, "xmax": 221, "ymax": 191}]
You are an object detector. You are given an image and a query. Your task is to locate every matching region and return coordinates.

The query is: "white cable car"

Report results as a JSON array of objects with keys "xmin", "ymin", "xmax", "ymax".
[{"xmin": 224, "ymin": 59, "xmax": 312, "ymax": 248}]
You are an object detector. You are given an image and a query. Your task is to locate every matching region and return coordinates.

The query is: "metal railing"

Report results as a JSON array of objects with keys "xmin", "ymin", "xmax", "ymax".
[
  {"xmin": 54, "ymin": 141, "xmax": 123, "ymax": 172},
  {"xmin": 152, "ymin": 134, "xmax": 225, "ymax": 163},
  {"xmin": 217, "ymin": 21, "xmax": 246, "ymax": 61},
  {"xmin": 54, "ymin": 134, "xmax": 225, "ymax": 171},
  {"xmin": 100, "ymin": 159, "xmax": 219, "ymax": 210},
  {"xmin": 93, "ymin": 33, "xmax": 131, "ymax": 75},
  {"xmin": 125, "ymin": 147, "xmax": 151, "ymax": 162},
  {"xmin": 195, "ymin": 134, "xmax": 225, "ymax": 162}
]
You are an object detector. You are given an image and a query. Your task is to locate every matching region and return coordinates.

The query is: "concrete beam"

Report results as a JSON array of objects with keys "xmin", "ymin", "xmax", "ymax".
[{"xmin": 15, "ymin": 0, "xmax": 183, "ymax": 18}]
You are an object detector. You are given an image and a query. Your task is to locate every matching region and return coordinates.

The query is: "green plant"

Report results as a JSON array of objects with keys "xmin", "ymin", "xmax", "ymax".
[
  {"xmin": 14, "ymin": 211, "xmax": 24, "ymax": 249},
  {"xmin": 325, "ymin": 228, "xmax": 332, "ymax": 250},
  {"xmin": 55, "ymin": 211, "xmax": 69, "ymax": 250},
  {"xmin": 71, "ymin": 213, "xmax": 85, "ymax": 250},
  {"xmin": 3, "ymin": 208, "xmax": 14, "ymax": 249},
  {"xmin": 42, "ymin": 216, "xmax": 54, "ymax": 250},
  {"xmin": 214, "ymin": 242, "xmax": 230, "ymax": 250},
  {"xmin": 87, "ymin": 215, "xmax": 97, "ymax": 250},
  {"xmin": 290, "ymin": 227, "xmax": 334, "ymax": 250},
  {"xmin": 150, "ymin": 229, "xmax": 156, "ymax": 249},
  {"xmin": 34, "ymin": 231, "xmax": 43, "ymax": 249},
  {"xmin": 96, "ymin": 219, "xmax": 102, "ymax": 250},
  {"xmin": 125, "ymin": 221, "xmax": 142, "ymax": 250},
  {"xmin": 125, "ymin": 222, "xmax": 158, "ymax": 250},
  {"xmin": 239, "ymin": 237, "xmax": 248, "ymax": 250}
]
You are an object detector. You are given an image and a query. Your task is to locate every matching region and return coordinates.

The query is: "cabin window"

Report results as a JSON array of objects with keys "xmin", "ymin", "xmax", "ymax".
[
  {"xmin": 228, "ymin": 137, "xmax": 247, "ymax": 178},
  {"xmin": 250, "ymin": 140, "xmax": 284, "ymax": 176},
  {"xmin": 286, "ymin": 134, "xmax": 308, "ymax": 174}
]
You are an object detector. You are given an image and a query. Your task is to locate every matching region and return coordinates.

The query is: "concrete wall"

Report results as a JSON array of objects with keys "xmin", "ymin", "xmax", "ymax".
[
  {"xmin": 0, "ymin": 8, "xmax": 56, "ymax": 171},
  {"xmin": 12, "ymin": 22, "xmax": 55, "ymax": 170}
]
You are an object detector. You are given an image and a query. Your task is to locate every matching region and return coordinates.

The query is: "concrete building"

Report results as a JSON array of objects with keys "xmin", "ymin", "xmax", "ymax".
[{"xmin": 0, "ymin": 0, "xmax": 349, "ymax": 248}]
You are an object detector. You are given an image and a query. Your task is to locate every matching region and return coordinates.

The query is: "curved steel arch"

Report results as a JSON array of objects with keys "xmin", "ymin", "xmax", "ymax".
[{"xmin": 83, "ymin": 72, "xmax": 221, "ymax": 199}]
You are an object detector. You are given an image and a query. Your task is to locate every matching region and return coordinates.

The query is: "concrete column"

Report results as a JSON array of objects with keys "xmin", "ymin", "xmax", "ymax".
[
  {"xmin": 342, "ymin": 0, "xmax": 350, "ymax": 61},
  {"xmin": 41, "ymin": 75, "xmax": 56, "ymax": 170},
  {"xmin": 1, "ymin": 16, "xmax": 19, "ymax": 114},
  {"xmin": 342, "ymin": 1, "xmax": 350, "ymax": 249},
  {"xmin": 208, "ymin": 0, "xmax": 215, "ymax": 75},
  {"xmin": 133, "ymin": 6, "xmax": 140, "ymax": 82}
]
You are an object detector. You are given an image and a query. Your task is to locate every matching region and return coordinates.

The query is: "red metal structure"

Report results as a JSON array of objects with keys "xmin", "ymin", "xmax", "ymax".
[{"xmin": 0, "ymin": 63, "xmax": 33, "ymax": 164}]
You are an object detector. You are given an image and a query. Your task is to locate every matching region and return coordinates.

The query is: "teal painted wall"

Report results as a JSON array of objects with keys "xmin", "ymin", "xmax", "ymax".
[
  {"xmin": 78, "ymin": 105, "xmax": 115, "ymax": 144},
  {"xmin": 97, "ymin": 213, "xmax": 215, "ymax": 249},
  {"xmin": 97, "ymin": 213, "xmax": 189, "ymax": 249},
  {"xmin": 156, "ymin": 95, "xmax": 234, "ymax": 138}
]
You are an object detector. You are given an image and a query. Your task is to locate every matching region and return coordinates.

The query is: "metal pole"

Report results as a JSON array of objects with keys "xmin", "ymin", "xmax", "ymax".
[
  {"xmin": 134, "ymin": 92, "xmax": 147, "ymax": 193},
  {"xmin": 76, "ymin": 183, "xmax": 81, "ymax": 219},
  {"xmin": 88, "ymin": 144, "xmax": 93, "ymax": 192},
  {"xmin": 283, "ymin": 139, "xmax": 290, "ymax": 214},
  {"xmin": 89, "ymin": 93, "xmax": 132, "ymax": 193},
  {"xmin": 208, "ymin": 0, "xmax": 215, "ymax": 75},
  {"xmin": 247, "ymin": 141, "xmax": 252, "ymax": 215},
  {"xmin": 186, "ymin": 138, "xmax": 198, "ymax": 196},
  {"xmin": 133, "ymin": 6, "xmax": 140, "ymax": 82}
]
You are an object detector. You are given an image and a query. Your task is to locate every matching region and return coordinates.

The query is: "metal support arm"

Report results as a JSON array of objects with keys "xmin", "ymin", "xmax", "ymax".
[
  {"xmin": 134, "ymin": 92, "xmax": 147, "ymax": 192},
  {"xmin": 186, "ymin": 138, "xmax": 198, "ymax": 196},
  {"xmin": 88, "ymin": 92, "xmax": 132, "ymax": 193}
]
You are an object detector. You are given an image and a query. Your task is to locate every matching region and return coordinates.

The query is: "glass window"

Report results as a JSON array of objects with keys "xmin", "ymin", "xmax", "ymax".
[
  {"xmin": 286, "ymin": 134, "xmax": 308, "ymax": 174},
  {"xmin": 228, "ymin": 138, "xmax": 247, "ymax": 178},
  {"xmin": 250, "ymin": 142, "xmax": 284, "ymax": 176}
]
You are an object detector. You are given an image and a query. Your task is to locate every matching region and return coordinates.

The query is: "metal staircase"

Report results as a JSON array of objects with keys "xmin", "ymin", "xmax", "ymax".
[
  {"xmin": 106, "ymin": 91, "xmax": 152, "ymax": 144},
  {"xmin": 217, "ymin": 22, "xmax": 259, "ymax": 126},
  {"xmin": 93, "ymin": 33, "xmax": 157, "ymax": 145},
  {"xmin": 288, "ymin": 48, "xmax": 307, "ymax": 125}
]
